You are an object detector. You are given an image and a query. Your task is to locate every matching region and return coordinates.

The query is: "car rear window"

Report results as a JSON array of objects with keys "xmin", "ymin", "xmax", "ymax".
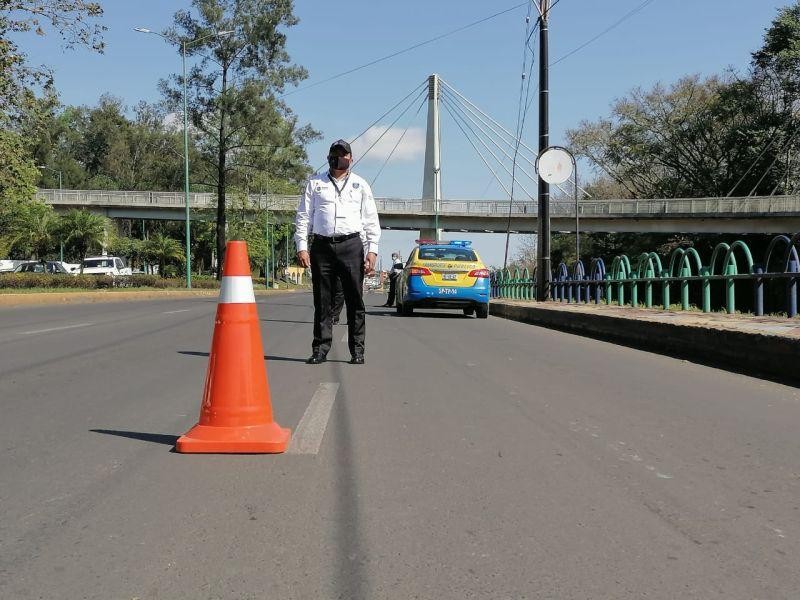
[
  {"xmin": 83, "ymin": 259, "xmax": 114, "ymax": 268},
  {"xmin": 418, "ymin": 247, "xmax": 477, "ymax": 262}
]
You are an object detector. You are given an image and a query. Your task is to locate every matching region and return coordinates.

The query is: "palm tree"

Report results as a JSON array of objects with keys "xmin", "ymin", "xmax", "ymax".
[
  {"xmin": 59, "ymin": 210, "xmax": 108, "ymax": 274},
  {"xmin": 145, "ymin": 233, "xmax": 185, "ymax": 278}
]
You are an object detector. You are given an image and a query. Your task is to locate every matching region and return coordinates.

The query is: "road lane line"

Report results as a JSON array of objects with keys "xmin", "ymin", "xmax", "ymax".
[
  {"xmin": 163, "ymin": 309, "xmax": 191, "ymax": 314},
  {"xmin": 18, "ymin": 323, "xmax": 93, "ymax": 335},
  {"xmin": 287, "ymin": 382, "xmax": 339, "ymax": 455}
]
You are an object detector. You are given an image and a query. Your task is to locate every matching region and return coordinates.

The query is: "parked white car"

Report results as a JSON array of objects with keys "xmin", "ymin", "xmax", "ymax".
[
  {"xmin": 81, "ymin": 256, "xmax": 132, "ymax": 276},
  {"xmin": 0, "ymin": 259, "xmax": 24, "ymax": 273}
]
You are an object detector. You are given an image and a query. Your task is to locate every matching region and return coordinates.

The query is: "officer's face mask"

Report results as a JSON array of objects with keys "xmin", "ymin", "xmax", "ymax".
[
  {"xmin": 392, "ymin": 254, "xmax": 399, "ymax": 261},
  {"xmin": 328, "ymin": 154, "xmax": 351, "ymax": 171}
]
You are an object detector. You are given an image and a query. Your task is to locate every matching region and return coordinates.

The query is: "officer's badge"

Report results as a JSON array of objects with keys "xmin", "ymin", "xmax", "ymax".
[{"xmin": 352, "ymin": 182, "xmax": 360, "ymax": 189}]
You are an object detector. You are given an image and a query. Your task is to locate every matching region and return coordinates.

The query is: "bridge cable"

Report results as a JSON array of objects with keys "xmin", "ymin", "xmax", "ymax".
[
  {"xmin": 439, "ymin": 86, "xmax": 539, "ymax": 168},
  {"xmin": 726, "ymin": 127, "xmax": 787, "ymax": 197},
  {"xmin": 440, "ymin": 89, "xmax": 540, "ymax": 186},
  {"xmin": 371, "ymin": 95, "xmax": 428, "ymax": 187},
  {"xmin": 353, "ymin": 87, "xmax": 428, "ymax": 169},
  {"xmin": 440, "ymin": 93, "xmax": 537, "ymax": 199},
  {"xmin": 279, "ymin": 3, "xmax": 529, "ymax": 99},
  {"xmin": 440, "ymin": 78, "xmax": 540, "ymax": 159},
  {"xmin": 440, "ymin": 99, "xmax": 515, "ymax": 198},
  {"xmin": 747, "ymin": 128, "xmax": 799, "ymax": 197},
  {"xmin": 312, "ymin": 80, "xmax": 427, "ymax": 173}
]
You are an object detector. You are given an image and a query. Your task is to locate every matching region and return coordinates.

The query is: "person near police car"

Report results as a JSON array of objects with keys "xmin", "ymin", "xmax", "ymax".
[
  {"xmin": 295, "ymin": 139, "xmax": 380, "ymax": 365},
  {"xmin": 381, "ymin": 250, "xmax": 404, "ymax": 307}
]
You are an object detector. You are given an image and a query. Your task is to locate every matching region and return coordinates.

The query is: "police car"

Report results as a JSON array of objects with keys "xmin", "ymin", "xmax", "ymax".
[{"xmin": 395, "ymin": 240, "xmax": 490, "ymax": 318}]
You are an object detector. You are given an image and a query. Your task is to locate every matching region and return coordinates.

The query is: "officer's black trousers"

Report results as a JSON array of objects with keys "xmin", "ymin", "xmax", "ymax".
[{"xmin": 310, "ymin": 235, "xmax": 365, "ymax": 357}]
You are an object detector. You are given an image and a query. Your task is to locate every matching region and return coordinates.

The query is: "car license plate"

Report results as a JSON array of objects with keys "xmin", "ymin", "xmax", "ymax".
[
  {"xmin": 442, "ymin": 274, "xmax": 457, "ymax": 281},
  {"xmin": 438, "ymin": 288, "xmax": 457, "ymax": 295}
]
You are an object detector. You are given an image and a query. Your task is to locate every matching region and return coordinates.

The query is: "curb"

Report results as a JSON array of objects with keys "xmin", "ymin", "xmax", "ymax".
[
  {"xmin": 490, "ymin": 301, "xmax": 800, "ymax": 385},
  {"xmin": 0, "ymin": 287, "xmax": 304, "ymax": 308}
]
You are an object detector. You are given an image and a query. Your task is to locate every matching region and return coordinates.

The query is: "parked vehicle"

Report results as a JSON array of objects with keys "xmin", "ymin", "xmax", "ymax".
[
  {"xmin": 81, "ymin": 256, "xmax": 132, "ymax": 276},
  {"xmin": 13, "ymin": 261, "xmax": 71, "ymax": 275},
  {"xmin": 0, "ymin": 260, "xmax": 24, "ymax": 273},
  {"xmin": 395, "ymin": 240, "xmax": 491, "ymax": 318}
]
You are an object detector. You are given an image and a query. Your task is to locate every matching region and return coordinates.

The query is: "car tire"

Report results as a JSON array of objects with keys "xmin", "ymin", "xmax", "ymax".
[
  {"xmin": 463, "ymin": 307, "xmax": 475, "ymax": 316},
  {"xmin": 403, "ymin": 303, "xmax": 414, "ymax": 316},
  {"xmin": 476, "ymin": 304, "xmax": 489, "ymax": 319}
]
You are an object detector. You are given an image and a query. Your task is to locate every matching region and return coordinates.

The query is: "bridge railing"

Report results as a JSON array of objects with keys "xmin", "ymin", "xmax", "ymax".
[
  {"xmin": 491, "ymin": 232, "xmax": 800, "ymax": 317},
  {"xmin": 36, "ymin": 189, "xmax": 800, "ymax": 217}
]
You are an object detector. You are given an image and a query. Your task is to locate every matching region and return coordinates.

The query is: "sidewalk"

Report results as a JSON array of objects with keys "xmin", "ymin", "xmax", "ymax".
[
  {"xmin": 0, "ymin": 287, "xmax": 301, "ymax": 308},
  {"xmin": 490, "ymin": 299, "xmax": 800, "ymax": 384}
]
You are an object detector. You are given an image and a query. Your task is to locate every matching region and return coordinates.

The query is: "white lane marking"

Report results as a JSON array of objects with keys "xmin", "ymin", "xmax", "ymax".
[
  {"xmin": 287, "ymin": 382, "xmax": 339, "ymax": 455},
  {"xmin": 340, "ymin": 331, "xmax": 348, "ymax": 343},
  {"xmin": 163, "ymin": 309, "xmax": 190, "ymax": 314},
  {"xmin": 18, "ymin": 323, "xmax": 93, "ymax": 335}
]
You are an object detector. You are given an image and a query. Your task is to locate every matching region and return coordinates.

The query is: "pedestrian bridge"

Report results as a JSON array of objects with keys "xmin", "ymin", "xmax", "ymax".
[{"xmin": 36, "ymin": 188, "xmax": 800, "ymax": 234}]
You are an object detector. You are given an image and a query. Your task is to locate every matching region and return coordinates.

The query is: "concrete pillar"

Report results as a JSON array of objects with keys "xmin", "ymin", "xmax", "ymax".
[{"xmin": 421, "ymin": 74, "xmax": 442, "ymax": 241}]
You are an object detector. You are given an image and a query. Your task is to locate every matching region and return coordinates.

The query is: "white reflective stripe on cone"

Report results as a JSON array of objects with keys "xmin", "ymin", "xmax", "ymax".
[{"xmin": 219, "ymin": 276, "xmax": 256, "ymax": 304}]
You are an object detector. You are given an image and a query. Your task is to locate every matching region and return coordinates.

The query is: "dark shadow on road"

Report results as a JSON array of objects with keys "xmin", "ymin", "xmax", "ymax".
[
  {"xmin": 179, "ymin": 350, "xmax": 334, "ymax": 364},
  {"xmin": 260, "ymin": 318, "xmax": 313, "ymax": 324},
  {"xmin": 329, "ymin": 366, "xmax": 370, "ymax": 599},
  {"xmin": 90, "ymin": 429, "xmax": 179, "ymax": 446},
  {"xmin": 258, "ymin": 302, "xmax": 311, "ymax": 308},
  {"xmin": 367, "ymin": 310, "xmax": 471, "ymax": 319}
]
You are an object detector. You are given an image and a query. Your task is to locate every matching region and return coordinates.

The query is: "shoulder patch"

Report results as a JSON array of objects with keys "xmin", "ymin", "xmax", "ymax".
[
  {"xmin": 352, "ymin": 182, "xmax": 360, "ymax": 189},
  {"xmin": 315, "ymin": 184, "xmax": 322, "ymax": 193}
]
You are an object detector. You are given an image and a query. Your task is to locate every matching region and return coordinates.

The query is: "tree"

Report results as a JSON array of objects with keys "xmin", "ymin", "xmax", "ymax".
[
  {"xmin": 145, "ymin": 233, "xmax": 184, "ymax": 278},
  {"xmin": 1, "ymin": 1, "xmax": 105, "ymax": 124},
  {"xmin": 59, "ymin": 209, "xmax": 107, "ymax": 272},
  {"xmin": 567, "ymin": 75, "xmax": 785, "ymax": 198},
  {"xmin": 13, "ymin": 201, "xmax": 57, "ymax": 259},
  {"xmin": 161, "ymin": 0, "xmax": 318, "ymax": 277}
]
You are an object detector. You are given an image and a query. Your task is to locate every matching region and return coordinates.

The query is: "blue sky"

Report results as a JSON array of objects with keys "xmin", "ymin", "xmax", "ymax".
[{"xmin": 22, "ymin": 0, "xmax": 790, "ymax": 267}]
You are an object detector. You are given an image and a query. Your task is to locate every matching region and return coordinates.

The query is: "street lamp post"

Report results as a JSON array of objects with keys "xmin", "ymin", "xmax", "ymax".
[
  {"xmin": 37, "ymin": 165, "xmax": 64, "ymax": 261},
  {"xmin": 134, "ymin": 27, "xmax": 233, "ymax": 288}
]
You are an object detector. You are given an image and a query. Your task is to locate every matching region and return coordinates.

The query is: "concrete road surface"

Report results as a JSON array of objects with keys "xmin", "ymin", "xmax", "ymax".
[{"xmin": 1, "ymin": 292, "xmax": 798, "ymax": 599}]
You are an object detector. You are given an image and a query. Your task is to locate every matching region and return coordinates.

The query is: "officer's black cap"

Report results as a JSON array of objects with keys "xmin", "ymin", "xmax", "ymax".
[{"xmin": 329, "ymin": 139, "xmax": 352, "ymax": 155}]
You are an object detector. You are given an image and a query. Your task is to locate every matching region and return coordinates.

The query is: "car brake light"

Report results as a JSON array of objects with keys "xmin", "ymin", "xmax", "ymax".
[
  {"xmin": 468, "ymin": 269, "xmax": 490, "ymax": 278},
  {"xmin": 408, "ymin": 266, "xmax": 432, "ymax": 276}
]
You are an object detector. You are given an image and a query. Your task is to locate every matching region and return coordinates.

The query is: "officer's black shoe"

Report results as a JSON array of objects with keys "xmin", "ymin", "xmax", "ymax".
[
  {"xmin": 349, "ymin": 355, "xmax": 365, "ymax": 365},
  {"xmin": 332, "ymin": 317, "xmax": 340, "ymax": 325},
  {"xmin": 306, "ymin": 353, "xmax": 327, "ymax": 365}
]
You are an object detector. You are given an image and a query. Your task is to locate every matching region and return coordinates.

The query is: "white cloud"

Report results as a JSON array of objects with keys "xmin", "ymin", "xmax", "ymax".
[{"xmin": 351, "ymin": 126, "xmax": 426, "ymax": 164}]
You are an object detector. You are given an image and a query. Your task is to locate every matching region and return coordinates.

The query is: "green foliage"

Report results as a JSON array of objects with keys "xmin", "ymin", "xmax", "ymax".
[
  {"xmin": 1, "ymin": 1, "xmax": 105, "ymax": 125},
  {"xmin": 161, "ymin": 0, "xmax": 319, "ymax": 273},
  {"xmin": 0, "ymin": 273, "xmax": 100, "ymax": 289},
  {"xmin": 144, "ymin": 232, "xmax": 185, "ymax": 277},
  {"xmin": 58, "ymin": 209, "xmax": 108, "ymax": 270}
]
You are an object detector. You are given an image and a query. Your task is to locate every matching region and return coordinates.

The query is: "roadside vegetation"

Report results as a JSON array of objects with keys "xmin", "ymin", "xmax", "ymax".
[
  {"xmin": 514, "ymin": 3, "xmax": 800, "ymax": 270},
  {"xmin": 1, "ymin": 0, "xmax": 316, "ymax": 285}
]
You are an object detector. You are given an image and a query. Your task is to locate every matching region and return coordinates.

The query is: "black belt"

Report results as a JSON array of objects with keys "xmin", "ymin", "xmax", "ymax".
[{"xmin": 312, "ymin": 232, "xmax": 360, "ymax": 243}]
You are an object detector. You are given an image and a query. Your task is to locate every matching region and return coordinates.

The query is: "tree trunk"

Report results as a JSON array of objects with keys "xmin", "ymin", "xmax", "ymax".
[{"xmin": 215, "ymin": 66, "xmax": 229, "ymax": 280}]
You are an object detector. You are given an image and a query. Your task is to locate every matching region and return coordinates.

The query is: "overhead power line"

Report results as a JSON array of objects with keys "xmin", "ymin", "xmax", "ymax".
[
  {"xmin": 550, "ymin": 0, "xmax": 658, "ymax": 67},
  {"xmin": 280, "ymin": 2, "xmax": 529, "ymax": 98}
]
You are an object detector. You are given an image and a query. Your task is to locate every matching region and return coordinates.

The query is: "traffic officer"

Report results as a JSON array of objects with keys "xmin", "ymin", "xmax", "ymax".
[
  {"xmin": 381, "ymin": 251, "xmax": 404, "ymax": 307},
  {"xmin": 295, "ymin": 139, "xmax": 381, "ymax": 365}
]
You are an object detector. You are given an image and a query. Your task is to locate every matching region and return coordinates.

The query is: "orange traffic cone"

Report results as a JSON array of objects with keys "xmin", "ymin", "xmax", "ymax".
[{"xmin": 176, "ymin": 240, "xmax": 290, "ymax": 453}]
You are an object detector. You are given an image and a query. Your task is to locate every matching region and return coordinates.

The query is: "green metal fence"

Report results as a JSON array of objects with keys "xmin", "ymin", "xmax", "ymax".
[{"xmin": 490, "ymin": 233, "xmax": 800, "ymax": 317}]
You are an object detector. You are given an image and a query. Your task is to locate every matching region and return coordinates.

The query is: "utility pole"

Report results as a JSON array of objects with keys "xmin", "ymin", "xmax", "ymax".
[{"xmin": 536, "ymin": 0, "xmax": 551, "ymax": 301}]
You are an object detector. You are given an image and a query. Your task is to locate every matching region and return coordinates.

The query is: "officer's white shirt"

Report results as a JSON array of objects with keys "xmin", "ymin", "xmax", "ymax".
[{"xmin": 294, "ymin": 170, "xmax": 381, "ymax": 255}]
